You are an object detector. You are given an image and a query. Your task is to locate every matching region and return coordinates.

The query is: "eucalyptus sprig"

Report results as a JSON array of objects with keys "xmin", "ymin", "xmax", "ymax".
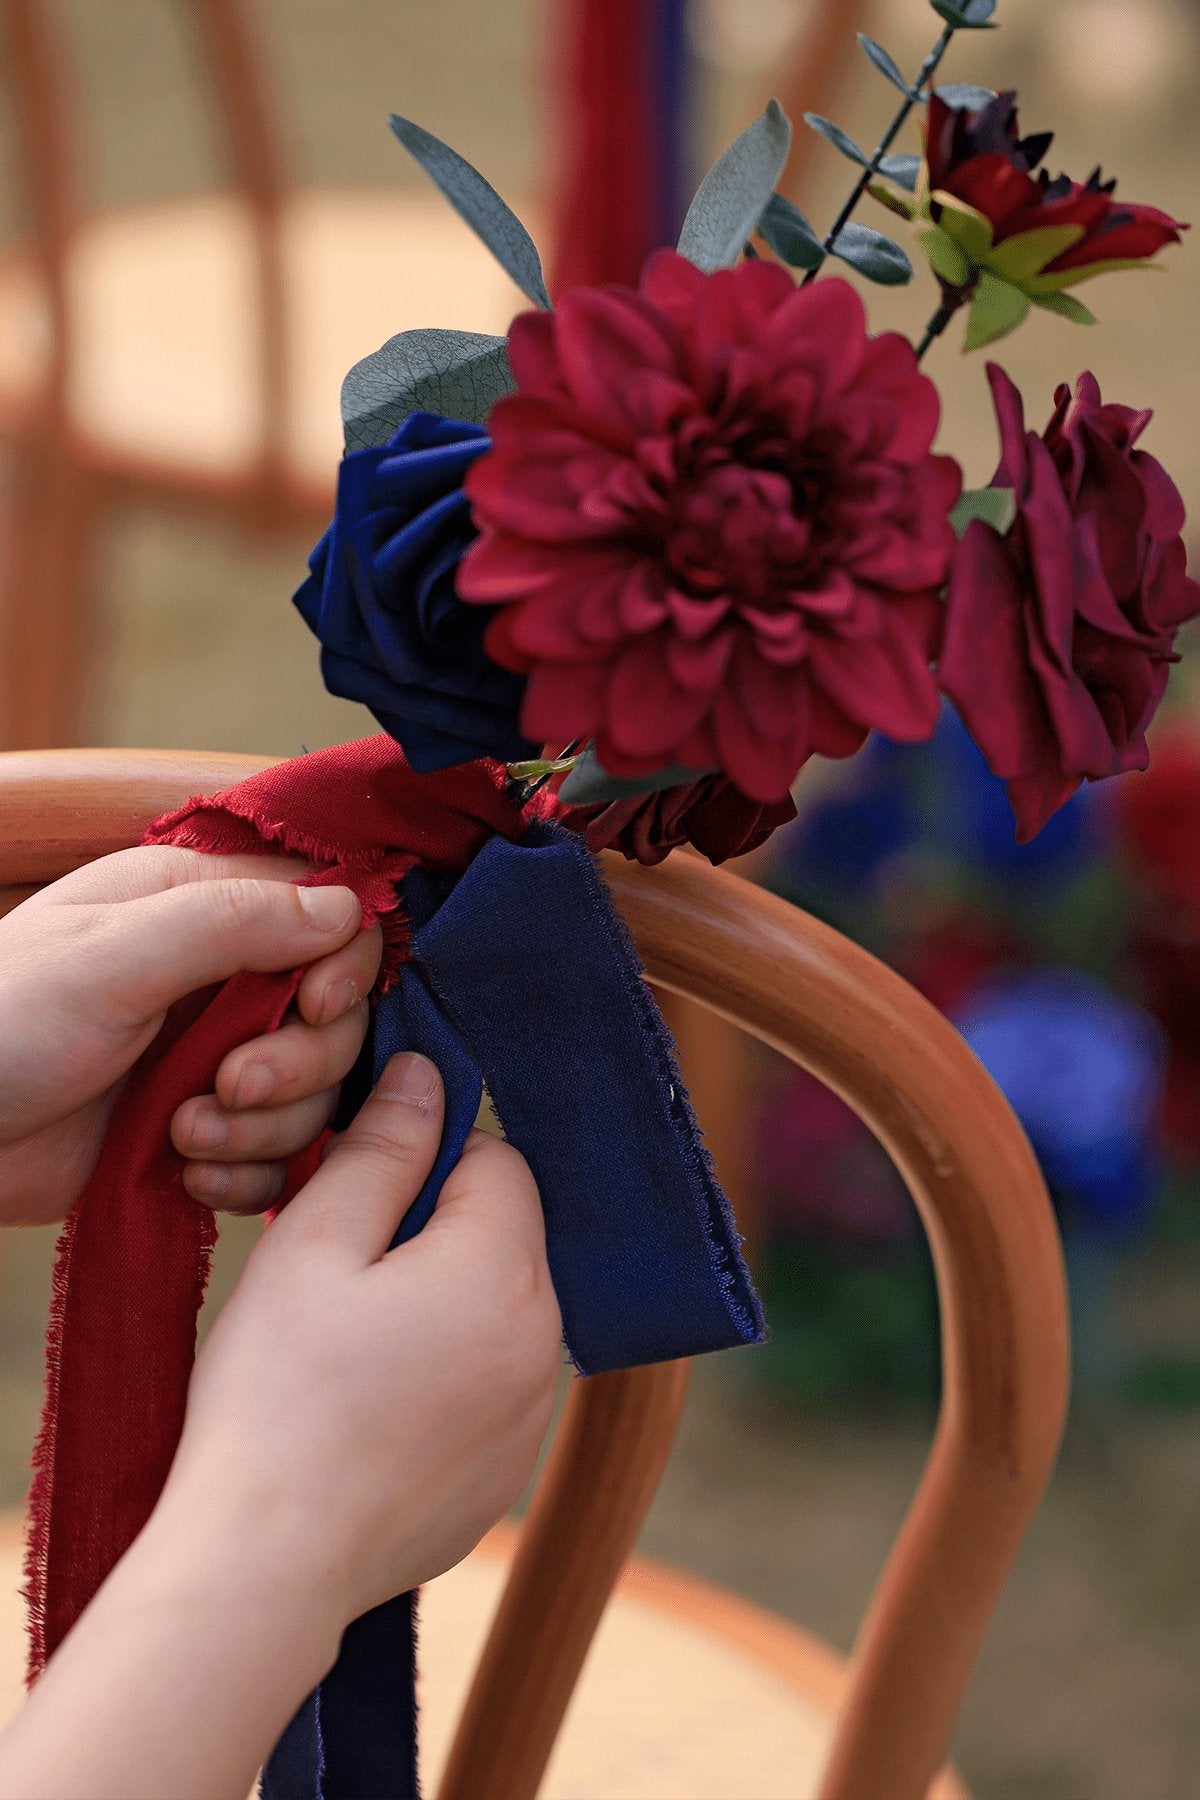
[{"xmin": 799, "ymin": 0, "xmax": 998, "ymax": 288}]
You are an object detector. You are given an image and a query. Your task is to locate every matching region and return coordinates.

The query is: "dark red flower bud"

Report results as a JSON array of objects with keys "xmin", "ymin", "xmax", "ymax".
[{"xmin": 924, "ymin": 91, "xmax": 1186, "ymax": 281}]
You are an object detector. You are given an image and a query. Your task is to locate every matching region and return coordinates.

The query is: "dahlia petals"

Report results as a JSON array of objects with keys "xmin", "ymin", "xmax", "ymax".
[
  {"xmin": 606, "ymin": 639, "xmax": 712, "ymax": 758},
  {"xmin": 665, "ymin": 632, "xmax": 734, "ymax": 694},
  {"xmin": 713, "ymin": 689, "xmax": 808, "ymax": 803}
]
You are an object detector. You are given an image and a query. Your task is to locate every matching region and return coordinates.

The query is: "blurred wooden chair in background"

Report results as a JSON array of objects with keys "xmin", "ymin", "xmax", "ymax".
[
  {"xmin": 0, "ymin": 0, "xmax": 872, "ymax": 754},
  {"xmin": 0, "ymin": 747, "xmax": 1069, "ymax": 1800},
  {"xmin": 0, "ymin": 0, "xmax": 531, "ymax": 752}
]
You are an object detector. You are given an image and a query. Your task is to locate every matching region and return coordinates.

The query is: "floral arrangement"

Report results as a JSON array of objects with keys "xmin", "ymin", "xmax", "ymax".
[{"xmin": 297, "ymin": 0, "xmax": 1195, "ymax": 874}]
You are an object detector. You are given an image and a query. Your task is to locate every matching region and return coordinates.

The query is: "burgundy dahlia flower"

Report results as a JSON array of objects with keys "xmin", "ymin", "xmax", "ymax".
[
  {"xmin": 458, "ymin": 251, "xmax": 961, "ymax": 804},
  {"xmin": 940, "ymin": 365, "xmax": 1200, "ymax": 841},
  {"xmin": 924, "ymin": 91, "xmax": 1185, "ymax": 279},
  {"xmin": 556, "ymin": 773, "xmax": 798, "ymax": 868}
]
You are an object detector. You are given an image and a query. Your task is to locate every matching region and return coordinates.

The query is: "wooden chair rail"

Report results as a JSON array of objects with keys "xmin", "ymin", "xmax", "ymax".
[{"xmin": 0, "ymin": 749, "xmax": 1070, "ymax": 1800}]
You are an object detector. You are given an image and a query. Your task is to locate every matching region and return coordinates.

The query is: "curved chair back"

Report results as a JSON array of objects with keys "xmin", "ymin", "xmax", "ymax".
[{"xmin": 0, "ymin": 748, "xmax": 1070, "ymax": 1800}]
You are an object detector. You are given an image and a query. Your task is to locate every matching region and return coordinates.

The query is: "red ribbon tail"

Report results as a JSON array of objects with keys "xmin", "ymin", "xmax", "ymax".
[{"xmin": 23, "ymin": 970, "xmax": 301, "ymax": 1679}]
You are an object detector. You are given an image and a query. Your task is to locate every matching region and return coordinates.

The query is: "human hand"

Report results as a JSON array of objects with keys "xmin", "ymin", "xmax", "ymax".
[
  {"xmin": 0, "ymin": 847, "xmax": 382, "ymax": 1225},
  {"xmin": 0, "ymin": 1054, "xmax": 558, "ymax": 1800},
  {"xmin": 160, "ymin": 1051, "xmax": 561, "ymax": 1625}
]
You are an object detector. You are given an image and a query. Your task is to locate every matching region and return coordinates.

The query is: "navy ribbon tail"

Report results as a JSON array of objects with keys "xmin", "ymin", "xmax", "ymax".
[{"xmin": 262, "ymin": 823, "xmax": 762, "ymax": 1799}]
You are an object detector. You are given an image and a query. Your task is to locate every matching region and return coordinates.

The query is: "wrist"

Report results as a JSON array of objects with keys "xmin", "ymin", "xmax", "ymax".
[
  {"xmin": 0, "ymin": 1482, "xmax": 345, "ymax": 1800},
  {"xmin": 136, "ymin": 1478, "xmax": 346, "ymax": 1687}
]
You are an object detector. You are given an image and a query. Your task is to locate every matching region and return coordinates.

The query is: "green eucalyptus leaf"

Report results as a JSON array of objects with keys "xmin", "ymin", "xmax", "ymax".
[
  {"xmin": 831, "ymin": 222, "xmax": 912, "ymax": 285},
  {"xmin": 916, "ymin": 224, "xmax": 971, "ymax": 286},
  {"xmin": 803, "ymin": 113, "xmax": 869, "ymax": 167},
  {"xmin": 342, "ymin": 329, "xmax": 514, "ymax": 448},
  {"xmin": 757, "ymin": 191, "xmax": 825, "ymax": 270},
  {"xmin": 934, "ymin": 81, "xmax": 999, "ymax": 109},
  {"xmin": 677, "ymin": 100, "xmax": 793, "ymax": 272},
  {"xmin": 557, "ymin": 745, "xmax": 713, "ymax": 807},
  {"xmin": 389, "ymin": 114, "xmax": 551, "ymax": 309},
  {"xmin": 1031, "ymin": 290, "xmax": 1098, "ymax": 324},
  {"xmin": 964, "ymin": 271, "xmax": 1031, "ymax": 350},
  {"xmin": 877, "ymin": 152, "xmax": 921, "ymax": 191},
  {"xmin": 858, "ymin": 35, "xmax": 913, "ymax": 96},
  {"xmin": 987, "ymin": 222, "xmax": 1084, "ymax": 284},
  {"xmin": 930, "ymin": 0, "xmax": 998, "ymax": 29},
  {"xmin": 949, "ymin": 484, "xmax": 1017, "ymax": 537}
]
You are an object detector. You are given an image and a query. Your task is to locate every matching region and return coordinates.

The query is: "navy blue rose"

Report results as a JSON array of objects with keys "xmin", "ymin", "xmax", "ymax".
[{"xmin": 295, "ymin": 411, "xmax": 535, "ymax": 771}]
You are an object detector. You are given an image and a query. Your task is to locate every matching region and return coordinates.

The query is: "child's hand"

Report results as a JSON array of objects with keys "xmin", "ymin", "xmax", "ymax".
[
  {"xmin": 0, "ymin": 846, "xmax": 382, "ymax": 1225},
  {"xmin": 0, "ymin": 1054, "xmax": 560, "ymax": 1800},
  {"xmin": 163, "ymin": 1051, "xmax": 561, "ymax": 1623}
]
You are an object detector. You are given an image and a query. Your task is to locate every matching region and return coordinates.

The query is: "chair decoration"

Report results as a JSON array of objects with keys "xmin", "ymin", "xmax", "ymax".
[{"xmin": 25, "ymin": 1, "xmax": 1196, "ymax": 1796}]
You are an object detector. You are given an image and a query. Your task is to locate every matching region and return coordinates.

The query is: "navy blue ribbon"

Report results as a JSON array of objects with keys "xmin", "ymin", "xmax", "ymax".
[{"xmin": 263, "ymin": 823, "xmax": 761, "ymax": 1798}]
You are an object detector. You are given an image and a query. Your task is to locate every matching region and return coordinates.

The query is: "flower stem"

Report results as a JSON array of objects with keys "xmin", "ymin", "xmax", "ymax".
[
  {"xmin": 915, "ymin": 289, "xmax": 967, "ymax": 361},
  {"xmin": 517, "ymin": 739, "xmax": 584, "ymax": 804},
  {"xmin": 801, "ymin": 22, "xmax": 956, "ymax": 286}
]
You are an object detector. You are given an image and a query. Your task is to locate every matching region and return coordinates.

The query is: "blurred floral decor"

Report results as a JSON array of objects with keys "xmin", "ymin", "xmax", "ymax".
[{"xmin": 754, "ymin": 705, "xmax": 1200, "ymax": 1410}]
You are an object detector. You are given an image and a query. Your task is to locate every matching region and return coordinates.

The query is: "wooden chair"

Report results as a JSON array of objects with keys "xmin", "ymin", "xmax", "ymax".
[
  {"xmin": 0, "ymin": 747, "xmax": 1069, "ymax": 1799},
  {"xmin": 0, "ymin": 0, "xmax": 533, "ymax": 752}
]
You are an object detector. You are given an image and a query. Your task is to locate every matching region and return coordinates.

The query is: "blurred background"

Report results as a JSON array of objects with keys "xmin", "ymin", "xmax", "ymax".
[{"xmin": 0, "ymin": 2, "xmax": 1198, "ymax": 1795}]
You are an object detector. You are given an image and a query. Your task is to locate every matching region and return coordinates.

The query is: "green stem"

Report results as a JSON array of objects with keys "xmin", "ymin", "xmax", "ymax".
[
  {"xmin": 518, "ymin": 739, "xmax": 584, "ymax": 804},
  {"xmin": 801, "ymin": 22, "xmax": 956, "ymax": 286},
  {"xmin": 915, "ymin": 288, "xmax": 968, "ymax": 361}
]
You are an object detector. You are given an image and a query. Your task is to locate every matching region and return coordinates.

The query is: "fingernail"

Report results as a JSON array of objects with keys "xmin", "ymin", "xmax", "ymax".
[
  {"xmin": 318, "ymin": 977, "xmax": 358, "ymax": 1025},
  {"xmin": 298, "ymin": 886, "xmax": 358, "ymax": 933},
  {"xmin": 187, "ymin": 1110, "xmax": 228, "ymax": 1153},
  {"xmin": 377, "ymin": 1052, "xmax": 439, "ymax": 1109},
  {"xmin": 231, "ymin": 1062, "xmax": 275, "ymax": 1108}
]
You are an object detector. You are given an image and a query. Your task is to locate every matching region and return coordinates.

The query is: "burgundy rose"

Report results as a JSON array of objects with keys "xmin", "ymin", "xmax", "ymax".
[
  {"xmin": 459, "ymin": 251, "xmax": 960, "ymax": 805},
  {"xmin": 556, "ymin": 773, "xmax": 797, "ymax": 867},
  {"xmin": 924, "ymin": 90, "xmax": 1185, "ymax": 278},
  {"xmin": 940, "ymin": 364, "xmax": 1200, "ymax": 841}
]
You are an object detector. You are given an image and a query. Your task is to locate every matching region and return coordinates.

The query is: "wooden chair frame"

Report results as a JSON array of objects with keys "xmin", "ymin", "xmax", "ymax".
[{"xmin": 0, "ymin": 747, "xmax": 1069, "ymax": 1799}]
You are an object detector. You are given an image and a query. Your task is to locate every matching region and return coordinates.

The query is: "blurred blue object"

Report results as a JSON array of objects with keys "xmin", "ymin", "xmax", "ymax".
[
  {"xmin": 955, "ymin": 969, "xmax": 1166, "ymax": 1238},
  {"xmin": 779, "ymin": 708, "xmax": 1105, "ymax": 908},
  {"xmin": 935, "ymin": 707, "xmax": 1104, "ymax": 876},
  {"xmin": 781, "ymin": 733, "xmax": 922, "ymax": 898}
]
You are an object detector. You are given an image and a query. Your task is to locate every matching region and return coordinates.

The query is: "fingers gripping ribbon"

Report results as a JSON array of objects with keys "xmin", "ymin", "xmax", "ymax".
[{"xmin": 24, "ymin": 735, "xmax": 762, "ymax": 1800}]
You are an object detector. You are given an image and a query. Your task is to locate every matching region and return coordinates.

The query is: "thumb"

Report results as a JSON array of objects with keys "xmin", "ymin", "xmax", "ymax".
[
  {"xmin": 273, "ymin": 1053, "xmax": 446, "ymax": 1264},
  {"xmin": 73, "ymin": 877, "xmax": 363, "ymax": 1021}
]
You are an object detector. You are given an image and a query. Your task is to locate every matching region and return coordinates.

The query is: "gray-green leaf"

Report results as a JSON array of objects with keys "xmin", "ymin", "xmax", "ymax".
[
  {"xmin": 934, "ymin": 81, "xmax": 997, "ymax": 110},
  {"xmin": 857, "ymin": 35, "xmax": 913, "ymax": 96},
  {"xmin": 389, "ymin": 114, "xmax": 551, "ymax": 310},
  {"xmin": 877, "ymin": 152, "xmax": 921, "ymax": 191},
  {"xmin": 950, "ymin": 484, "xmax": 1017, "ymax": 537},
  {"xmin": 557, "ymin": 744, "xmax": 713, "ymax": 807},
  {"xmin": 341, "ymin": 329, "xmax": 514, "ymax": 449},
  {"xmin": 804, "ymin": 113, "xmax": 869, "ymax": 167},
  {"xmin": 930, "ymin": 0, "xmax": 998, "ymax": 28},
  {"xmin": 677, "ymin": 100, "xmax": 793, "ymax": 272},
  {"xmin": 757, "ymin": 192, "xmax": 825, "ymax": 270},
  {"xmin": 830, "ymin": 222, "xmax": 913, "ymax": 285}
]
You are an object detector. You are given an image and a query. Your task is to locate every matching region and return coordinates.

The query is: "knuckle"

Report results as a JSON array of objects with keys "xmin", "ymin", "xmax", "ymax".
[{"xmin": 207, "ymin": 878, "xmax": 270, "ymax": 934}]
